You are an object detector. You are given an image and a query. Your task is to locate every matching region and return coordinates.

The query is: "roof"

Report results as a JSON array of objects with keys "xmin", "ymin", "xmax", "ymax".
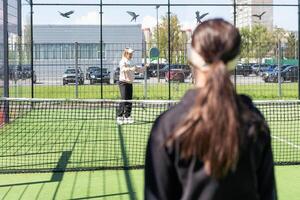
[{"xmin": 33, "ymin": 24, "xmax": 144, "ymax": 43}]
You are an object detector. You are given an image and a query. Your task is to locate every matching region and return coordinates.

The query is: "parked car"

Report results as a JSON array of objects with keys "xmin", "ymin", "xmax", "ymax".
[
  {"xmin": 134, "ymin": 71, "xmax": 145, "ymax": 79},
  {"xmin": 9, "ymin": 65, "xmax": 22, "ymax": 80},
  {"xmin": 165, "ymin": 69, "xmax": 185, "ymax": 82},
  {"xmin": 21, "ymin": 65, "xmax": 37, "ymax": 83},
  {"xmin": 154, "ymin": 64, "xmax": 191, "ymax": 78},
  {"xmin": 134, "ymin": 65, "xmax": 151, "ymax": 79},
  {"xmin": 261, "ymin": 65, "xmax": 277, "ymax": 77},
  {"xmin": 90, "ymin": 68, "xmax": 110, "ymax": 84},
  {"xmin": 235, "ymin": 63, "xmax": 253, "ymax": 76},
  {"xmin": 251, "ymin": 64, "xmax": 272, "ymax": 76},
  {"xmin": 114, "ymin": 67, "xmax": 120, "ymax": 83},
  {"xmin": 86, "ymin": 66, "xmax": 100, "ymax": 80},
  {"xmin": 263, "ymin": 65, "xmax": 299, "ymax": 83},
  {"xmin": 113, "ymin": 66, "xmax": 149, "ymax": 82},
  {"xmin": 262, "ymin": 65, "xmax": 291, "ymax": 79},
  {"xmin": 63, "ymin": 67, "xmax": 84, "ymax": 85},
  {"xmin": 0, "ymin": 66, "xmax": 3, "ymax": 80},
  {"xmin": 148, "ymin": 63, "xmax": 167, "ymax": 77},
  {"xmin": 8, "ymin": 65, "xmax": 37, "ymax": 83}
]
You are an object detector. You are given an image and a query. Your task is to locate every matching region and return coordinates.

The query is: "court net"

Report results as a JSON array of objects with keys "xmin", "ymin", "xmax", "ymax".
[{"xmin": 0, "ymin": 98, "xmax": 299, "ymax": 173}]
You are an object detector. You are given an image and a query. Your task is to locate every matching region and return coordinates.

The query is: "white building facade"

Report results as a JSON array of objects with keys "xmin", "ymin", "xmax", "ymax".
[{"xmin": 234, "ymin": 0, "xmax": 273, "ymax": 30}]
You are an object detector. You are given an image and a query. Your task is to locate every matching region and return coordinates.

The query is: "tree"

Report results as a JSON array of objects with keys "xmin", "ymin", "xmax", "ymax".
[
  {"xmin": 23, "ymin": 15, "xmax": 32, "ymax": 63},
  {"xmin": 239, "ymin": 27, "xmax": 252, "ymax": 62},
  {"xmin": 239, "ymin": 24, "xmax": 274, "ymax": 63},
  {"xmin": 251, "ymin": 25, "xmax": 274, "ymax": 64},
  {"xmin": 152, "ymin": 14, "xmax": 188, "ymax": 64},
  {"xmin": 285, "ymin": 32, "xmax": 297, "ymax": 59}
]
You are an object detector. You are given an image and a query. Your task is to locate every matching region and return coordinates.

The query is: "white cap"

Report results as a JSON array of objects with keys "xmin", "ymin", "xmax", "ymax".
[{"xmin": 126, "ymin": 48, "xmax": 134, "ymax": 54}]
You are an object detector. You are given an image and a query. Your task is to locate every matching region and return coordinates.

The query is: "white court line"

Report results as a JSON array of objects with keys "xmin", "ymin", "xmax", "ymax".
[{"xmin": 272, "ymin": 135, "xmax": 300, "ymax": 150}]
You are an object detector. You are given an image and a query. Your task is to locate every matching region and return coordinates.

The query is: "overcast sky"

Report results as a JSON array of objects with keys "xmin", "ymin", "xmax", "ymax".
[{"xmin": 23, "ymin": 0, "xmax": 298, "ymax": 31}]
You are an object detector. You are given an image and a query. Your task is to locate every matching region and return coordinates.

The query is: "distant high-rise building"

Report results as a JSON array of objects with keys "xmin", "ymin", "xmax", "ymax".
[{"xmin": 234, "ymin": 0, "xmax": 273, "ymax": 29}]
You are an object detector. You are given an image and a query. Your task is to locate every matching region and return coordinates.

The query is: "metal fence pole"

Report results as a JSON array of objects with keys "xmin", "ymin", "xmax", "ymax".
[
  {"xmin": 17, "ymin": 0, "xmax": 22, "ymax": 98},
  {"xmin": 75, "ymin": 42, "xmax": 79, "ymax": 98},
  {"xmin": 168, "ymin": 0, "xmax": 171, "ymax": 100},
  {"xmin": 30, "ymin": 0, "xmax": 34, "ymax": 98},
  {"xmin": 100, "ymin": 0, "xmax": 103, "ymax": 99},
  {"xmin": 3, "ymin": 0, "xmax": 9, "ymax": 123},
  {"xmin": 233, "ymin": 0, "xmax": 237, "ymax": 90},
  {"xmin": 156, "ymin": 5, "xmax": 160, "ymax": 83},
  {"xmin": 298, "ymin": 0, "xmax": 300, "ymax": 100},
  {"xmin": 144, "ymin": 41, "xmax": 147, "ymax": 99},
  {"xmin": 278, "ymin": 40, "xmax": 282, "ymax": 98}
]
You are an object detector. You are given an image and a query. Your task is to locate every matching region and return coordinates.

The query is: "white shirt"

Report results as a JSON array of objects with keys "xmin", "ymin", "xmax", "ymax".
[{"xmin": 119, "ymin": 58, "xmax": 145, "ymax": 83}]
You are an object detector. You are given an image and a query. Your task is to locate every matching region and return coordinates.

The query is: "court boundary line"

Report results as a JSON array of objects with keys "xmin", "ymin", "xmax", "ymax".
[{"xmin": 272, "ymin": 135, "xmax": 300, "ymax": 150}]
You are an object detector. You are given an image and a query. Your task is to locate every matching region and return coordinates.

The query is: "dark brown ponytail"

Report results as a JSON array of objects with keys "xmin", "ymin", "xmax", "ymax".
[{"xmin": 167, "ymin": 19, "xmax": 242, "ymax": 179}]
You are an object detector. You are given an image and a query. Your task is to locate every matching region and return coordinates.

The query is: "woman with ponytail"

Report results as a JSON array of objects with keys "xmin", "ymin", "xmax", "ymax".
[{"xmin": 145, "ymin": 19, "xmax": 276, "ymax": 200}]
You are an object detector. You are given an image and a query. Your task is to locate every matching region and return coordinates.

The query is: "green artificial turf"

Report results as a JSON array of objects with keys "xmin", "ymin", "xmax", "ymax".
[
  {"xmin": 0, "ymin": 166, "xmax": 299, "ymax": 200},
  {"xmin": 8, "ymin": 82, "xmax": 299, "ymax": 100}
]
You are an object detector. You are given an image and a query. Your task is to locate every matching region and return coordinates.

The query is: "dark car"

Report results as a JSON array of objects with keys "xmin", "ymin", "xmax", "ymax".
[
  {"xmin": 9, "ymin": 65, "xmax": 22, "ymax": 80},
  {"xmin": 263, "ymin": 65, "xmax": 299, "ymax": 83},
  {"xmin": 86, "ymin": 66, "xmax": 100, "ymax": 80},
  {"xmin": 261, "ymin": 65, "xmax": 277, "ymax": 77},
  {"xmin": 235, "ymin": 63, "xmax": 253, "ymax": 76},
  {"xmin": 113, "ymin": 66, "xmax": 149, "ymax": 82},
  {"xmin": 114, "ymin": 67, "xmax": 120, "ymax": 83},
  {"xmin": 148, "ymin": 63, "xmax": 166, "ymax": 77},
  {"xmin": 262, "ymin": 65, "xmax": 291, "ymax": 80},
  {"xmin": 8, "ymin": 65, "xmax": 37, "ymax": 83},
  {"xmin": 134, "ymin": 65, "xmax": 152, "ymax": 79},
  {"xmin": 134, "ymin": 71, "xmax": 145, "ymax": 79},
  {"xmin": 0, "ymin": 66, "xmax": 3, "ymax": 80},
  {"xmin": 165, "ymin": 69, "xmax": 185, "ymax": 82},
  {"xmin": 154, "ymin": 64, "xmax": 191, "ymax": 78},
  {"xmin": 90, "ymin": 68, "xmax": 110, "ymax": 84},
  {"xmin": 63, "ymin": 68, "xmax": 84, "ymax": 85},
  {"xmin": 21, "ymin": 65, "xmax": 37, "ymax": 83},
  {"xmin": 252, "ymin": 64, "xmax": 272, "ymax": 76}
]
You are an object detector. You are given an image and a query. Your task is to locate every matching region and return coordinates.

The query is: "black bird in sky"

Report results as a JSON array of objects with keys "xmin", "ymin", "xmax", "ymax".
[
  {"xmin": 59, "ymin": 11, "xmax": 75, "ymax": 18},
  {"xmin": 252, "ymin": 11, "xmax": 266, "ymax": 20},
  {"xmin": 196, "ymin": 11, "xmax": 209, "ymax": 23},
  {"xmin": 127, "ymin": 11, "xmax": 139, "ymax": 22}
]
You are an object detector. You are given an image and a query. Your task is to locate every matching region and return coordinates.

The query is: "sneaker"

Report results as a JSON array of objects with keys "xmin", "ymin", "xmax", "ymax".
[
  {"xmin": 116, "ymin": 117, "xmax": 124, "ymax": 125},
  {"xmin": 124, "ymin": 117, "xmax": 134, "ymax": 124}
]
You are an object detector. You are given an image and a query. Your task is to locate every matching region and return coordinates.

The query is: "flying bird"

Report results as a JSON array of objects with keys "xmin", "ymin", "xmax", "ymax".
[
  {"xmin": 252, "ymin": 11, "xmax": 266, "ymax": 20},
  {"xmin": 59, "ymin": 11, "xmax": 74, "ymax": 18},
  {"xmin": 196, "ymin": 11, "xmax": 209, "ymax": 23},
  {"xmin": 127, "ymin": 11, "xmax": 139, "ymax": 22}
]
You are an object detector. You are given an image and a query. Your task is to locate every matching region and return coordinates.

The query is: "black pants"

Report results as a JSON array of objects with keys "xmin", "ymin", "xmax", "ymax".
[{"xmin": 117, "ymin": 82, "xmax": 133, "ymax": 118}]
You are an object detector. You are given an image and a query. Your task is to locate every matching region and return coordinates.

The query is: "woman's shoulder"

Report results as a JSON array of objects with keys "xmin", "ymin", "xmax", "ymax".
[
  {"xmin": 150, "ymin": 90, "xmax": 197, "ymax": 140},
  {"xmin": 237, "ymin": 94, "xmax": 265, "ymax": 119},
  {"xmin": 237, "ymin": 94, "xmax": 271, "ymax": 145}
]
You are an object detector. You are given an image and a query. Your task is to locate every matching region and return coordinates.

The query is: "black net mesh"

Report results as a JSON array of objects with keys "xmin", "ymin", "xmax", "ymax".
[{"xmin": 0, "ymin": 98, "xmax": 299, "ymax": 173}]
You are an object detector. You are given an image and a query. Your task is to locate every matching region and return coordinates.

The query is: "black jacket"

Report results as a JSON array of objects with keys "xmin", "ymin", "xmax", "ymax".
[{"xmin": 145, "ymin": 89, "xmax": 277, "ymax": 200}]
